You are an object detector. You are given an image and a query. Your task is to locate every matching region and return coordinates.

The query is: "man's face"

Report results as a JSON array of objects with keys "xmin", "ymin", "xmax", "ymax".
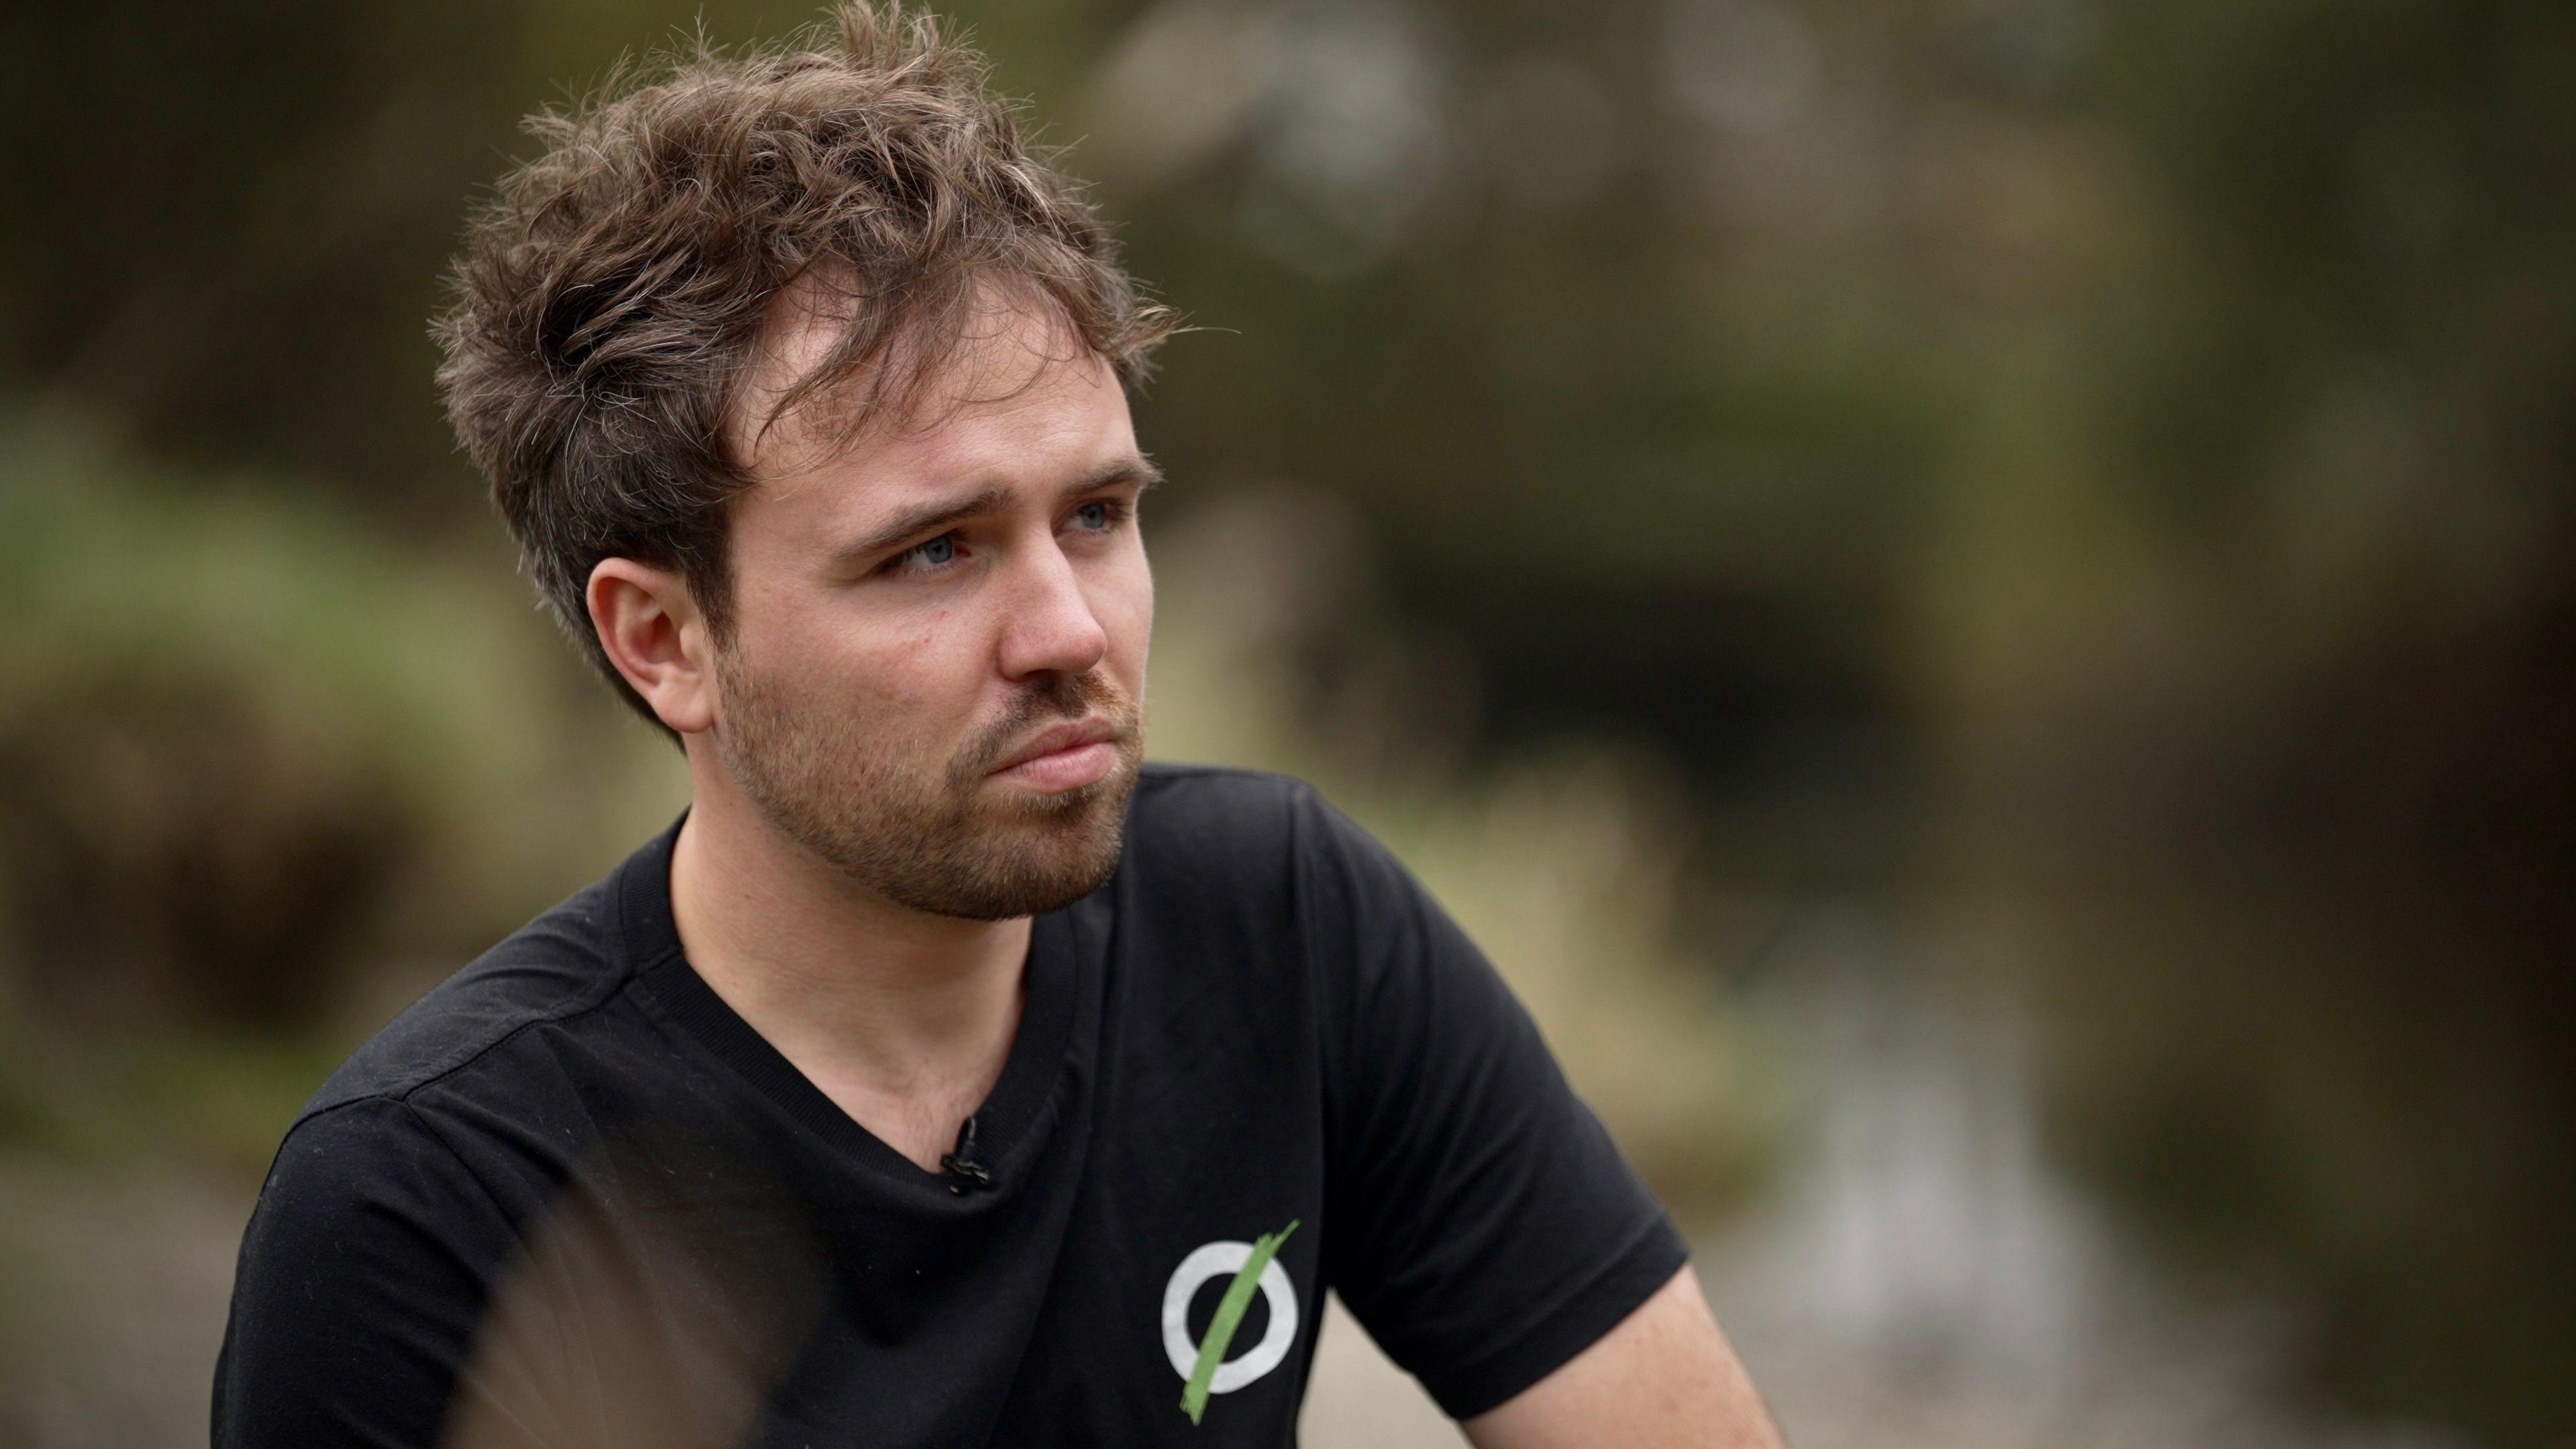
[{"xmin": 705, "ymin": 290, "xmax": 1154, "ymax": 920}]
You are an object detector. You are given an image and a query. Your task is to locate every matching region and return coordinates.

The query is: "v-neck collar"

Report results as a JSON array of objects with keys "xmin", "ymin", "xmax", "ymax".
[{"xmin": 616, "ymin": 815, "xmax": 1093, "ymax": 1201}]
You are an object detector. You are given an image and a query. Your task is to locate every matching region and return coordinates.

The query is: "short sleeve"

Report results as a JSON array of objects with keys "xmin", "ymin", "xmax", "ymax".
[
  {"xmin": 1294, "ymin": 788, "xmax": 1690, "ymax": 1419},
  {"xmin": 213, "ymin": 1096, "xmax": 517, "ymax": 1449},
  {"xmin": 219, "ymin": 1083, "xmax": 845, "ymax": 1449}
]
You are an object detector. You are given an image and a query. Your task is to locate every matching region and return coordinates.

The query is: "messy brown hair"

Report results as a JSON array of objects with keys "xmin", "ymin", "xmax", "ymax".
[{"xmin": 432, "ymin": 1, "xmax": 1177, "ymax": 734}]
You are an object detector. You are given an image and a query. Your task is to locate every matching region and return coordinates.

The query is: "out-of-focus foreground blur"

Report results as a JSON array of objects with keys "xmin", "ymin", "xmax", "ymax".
[{"xmin": 1, "ymin": 1, "xmax": 2569, "ymax": 1445}]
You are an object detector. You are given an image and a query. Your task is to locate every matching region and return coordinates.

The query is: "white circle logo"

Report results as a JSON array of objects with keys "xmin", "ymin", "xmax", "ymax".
[{"xmin": 1161, "ymin": 1238, "xmax": 1301, "ymax": 1395}]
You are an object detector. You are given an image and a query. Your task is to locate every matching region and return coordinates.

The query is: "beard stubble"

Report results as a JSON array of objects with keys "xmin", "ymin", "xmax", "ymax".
[{"xmin": 712, "ymin": 659, "xmax": 1143, "ymax": 921}]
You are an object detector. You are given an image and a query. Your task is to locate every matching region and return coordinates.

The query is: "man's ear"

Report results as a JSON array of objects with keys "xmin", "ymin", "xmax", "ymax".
[{"xmin": 587, "ymin": 557, "xmax": 718, "ymax": 736}]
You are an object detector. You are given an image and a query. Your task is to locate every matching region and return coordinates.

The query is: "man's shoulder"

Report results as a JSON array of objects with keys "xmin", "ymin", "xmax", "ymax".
[
  {"xmin": 1127, "ymin": 762, "xmax": 1330, "ymax": 874},
  {"xmin": 1133, "ymin": 759, "xmax": 1318, "ymax": 814},
  {"xmin": 299, "ymin": 853, "xmax": 644, "ymax": 1126},
  {"xmin": 1129, "ymin": 761, "xmax": 1411, "ymax": 885},
  {"xmin": 1122, "ymin": 764, "xmax": 1426, "ymax": 954}
]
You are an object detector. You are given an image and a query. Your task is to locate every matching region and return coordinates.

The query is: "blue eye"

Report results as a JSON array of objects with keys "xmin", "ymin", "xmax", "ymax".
[
  {"xmin": 1073, "ymin": 501, "xmax": 1111, "ymax": 530},
  {"xmin": 896, "ymin": 534, "xmax": 957, "ymax": 570}
]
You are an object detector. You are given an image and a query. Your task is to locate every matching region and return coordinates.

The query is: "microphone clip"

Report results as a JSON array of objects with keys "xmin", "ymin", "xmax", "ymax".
[{"xmin": 941, "ymin": 1112, "xmax": 994, "ymax": 1195}]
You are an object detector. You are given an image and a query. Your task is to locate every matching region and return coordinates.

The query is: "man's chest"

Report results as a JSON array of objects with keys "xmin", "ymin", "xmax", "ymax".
[{"xmin": 729, "ymin": 941, "xmax": 1338, "ymax": 1446}]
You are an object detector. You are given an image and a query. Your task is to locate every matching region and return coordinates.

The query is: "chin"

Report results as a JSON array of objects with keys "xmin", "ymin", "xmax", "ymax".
[
  {"xmin": 895, "ymin": 830, "xmax": 1125, "ymax": 921},
  {"xmin": 897, "ymin": 759, "xmax": 1140, "ymax": 920}
]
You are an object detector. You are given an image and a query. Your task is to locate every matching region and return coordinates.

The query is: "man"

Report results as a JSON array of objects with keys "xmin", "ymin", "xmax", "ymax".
[{"xmin": 212, "ymin": 5, "xmax": 1783, "ymax": 1446}]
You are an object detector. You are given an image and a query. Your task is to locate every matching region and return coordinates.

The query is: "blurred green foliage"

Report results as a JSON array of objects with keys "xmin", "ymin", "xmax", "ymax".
[{"xmin": 0, "ymin": 413, "xmax": 684, "ymax": 1035}]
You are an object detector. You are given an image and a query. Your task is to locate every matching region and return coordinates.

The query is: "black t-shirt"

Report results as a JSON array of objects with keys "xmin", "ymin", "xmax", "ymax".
[{"xmin": 213, "ymin": 765, "xmax": 1686, "ymax": 1448}]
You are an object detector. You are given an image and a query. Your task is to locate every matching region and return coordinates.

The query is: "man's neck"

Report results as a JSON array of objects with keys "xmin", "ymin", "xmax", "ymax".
[{"xmin": 667, "ymin": 782, "xmax": 1030, "ymax": 1173}]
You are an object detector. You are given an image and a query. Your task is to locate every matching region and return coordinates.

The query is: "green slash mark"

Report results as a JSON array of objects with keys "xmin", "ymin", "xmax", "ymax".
[{"xmin": 1180, "ymin": 1219, "xmax": 1299, "ymax": 1426}]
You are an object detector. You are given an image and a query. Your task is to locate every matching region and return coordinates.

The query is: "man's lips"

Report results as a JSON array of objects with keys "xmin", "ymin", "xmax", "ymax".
[{"xmin": 987, "ymin": 716, "xmax": 1124, "ymax": 790}]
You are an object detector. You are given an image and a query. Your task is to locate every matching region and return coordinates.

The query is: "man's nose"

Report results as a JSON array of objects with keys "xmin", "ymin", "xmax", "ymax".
[{"xmin": 996, "ymin": 537, "xmax": 1109, "ymax": 682}]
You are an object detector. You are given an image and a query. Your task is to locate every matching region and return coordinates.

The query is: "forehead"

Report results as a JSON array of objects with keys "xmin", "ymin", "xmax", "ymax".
[{"xmin": 729, "ymin": 277, "xmax": 1122, "ymax": 495}]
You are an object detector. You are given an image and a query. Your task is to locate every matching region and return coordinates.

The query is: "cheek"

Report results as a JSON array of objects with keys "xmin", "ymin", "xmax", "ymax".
[
  {"xmin": 850, "ymin": 608, "xmax": 1012, "ymax": 753},
  {"xmin": 740, "ymin": 590, "xmax": 938, "ymax": 720}
]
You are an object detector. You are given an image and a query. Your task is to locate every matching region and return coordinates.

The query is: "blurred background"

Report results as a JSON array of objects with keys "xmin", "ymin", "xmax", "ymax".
[{"xmin": 1, "ymin": 0, "xmax": 2570, "ymax": 1444}]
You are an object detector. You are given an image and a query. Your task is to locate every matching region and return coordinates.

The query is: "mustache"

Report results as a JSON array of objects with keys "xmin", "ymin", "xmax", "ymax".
[{"xmin": 952, "ymin": 671, "xmax": 1140, "ymax": 781}]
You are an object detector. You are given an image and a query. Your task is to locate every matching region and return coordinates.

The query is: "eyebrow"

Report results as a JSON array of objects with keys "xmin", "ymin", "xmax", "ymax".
[{"xmin": 829, "ymin": 455, "xmax": 1164, "ymax": 572}]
